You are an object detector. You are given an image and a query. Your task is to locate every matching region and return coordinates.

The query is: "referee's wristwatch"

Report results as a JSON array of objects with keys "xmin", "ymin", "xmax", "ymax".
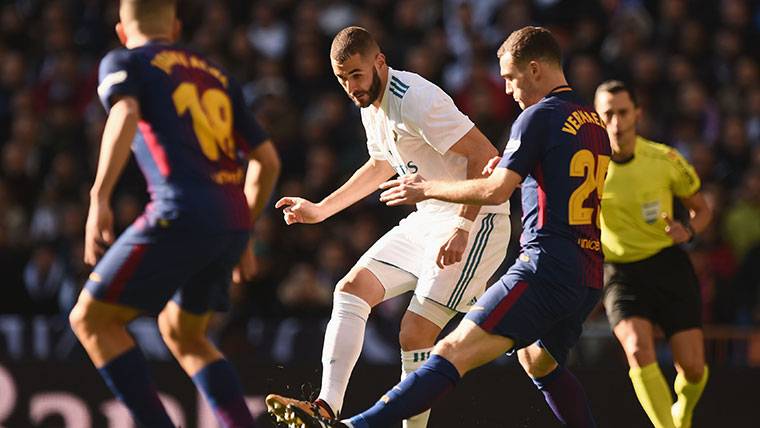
[{"xmin": 684, "ymin": 223, "xmax": 696, "ymax": 243}]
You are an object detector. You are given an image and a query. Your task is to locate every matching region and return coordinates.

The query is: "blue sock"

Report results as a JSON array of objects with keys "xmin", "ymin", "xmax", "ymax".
[
  {"xmin": 349, "ymin": 354, "xmax": 461, "ymax": 428},
  {"xmin": 192, "ymin": 359, "xmax": 255, "ymax": 428},
  {"xmin": 532, "ymin": 366, "xmax": 596, "ymax": 428},
  {"xmin": 98, "ymin": 347, "xmax": 174, "ymax": 427}
]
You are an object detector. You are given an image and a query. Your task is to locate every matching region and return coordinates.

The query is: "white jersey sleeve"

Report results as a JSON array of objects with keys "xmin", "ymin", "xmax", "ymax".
[
  {"xmin": 400, "ymin": 84, "xmax": 474, "ymax": 155},
  {"xmin": 361, "ymin": 108, "xmax": 386, "ymax": 160}
]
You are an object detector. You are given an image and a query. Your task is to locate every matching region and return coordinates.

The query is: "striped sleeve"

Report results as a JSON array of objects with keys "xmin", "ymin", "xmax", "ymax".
[{"xmin": 667, "ymin": 148, "xmax": 701, "ymax": 197}]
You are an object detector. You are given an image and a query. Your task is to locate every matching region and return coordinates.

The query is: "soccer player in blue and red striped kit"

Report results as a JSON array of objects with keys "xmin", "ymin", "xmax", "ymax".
[
  {"xmin": 288, "ymin": 26, "xmax": 609, "ymax": 428},
  {"xmin": 68, "ymin": 1, "xmax": 280, "ymax": 427}
]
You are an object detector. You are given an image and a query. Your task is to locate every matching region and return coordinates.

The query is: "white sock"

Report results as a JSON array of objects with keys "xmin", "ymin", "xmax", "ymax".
[
  {"xmin": 401, "ymin": 347, "xmax": 434, "ymax": 428},
  {"xmin": 318, "ymin": 291, "xmax": 372, "ymax": 415}
]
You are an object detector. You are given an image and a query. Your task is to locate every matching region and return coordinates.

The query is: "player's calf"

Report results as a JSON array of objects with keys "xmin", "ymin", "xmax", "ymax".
[{"xmin": 157, "ymin": 305, "xmax": 221, "ymax": 374}]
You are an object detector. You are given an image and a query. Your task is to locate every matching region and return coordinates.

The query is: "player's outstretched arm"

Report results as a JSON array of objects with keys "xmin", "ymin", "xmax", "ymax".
[
  {"xmin": 380, "ymin": 167, "xmax": 522, "ymax": 207},
  {"xmin": 436, "ymin": 126, "xmax": 498, "ymax": 267},
  {"xmin": 275, "ymin": 157, "xmax": 395, "ymax": 225},
  {"xmin": 244, "ymin": 140, "xmax": 281, "ymax": 222},
  {"xmin": 84, "ymin": 96, "xmax": 140, "ymax": 266},
  {"xmin": 233, "ymin": 140, "xmax": 281, "ymax": 283}
]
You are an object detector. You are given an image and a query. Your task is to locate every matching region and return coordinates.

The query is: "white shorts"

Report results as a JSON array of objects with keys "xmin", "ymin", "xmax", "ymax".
[{"xmin": 356, "ymin": 210, "xmax": 510, "ymax": 313}]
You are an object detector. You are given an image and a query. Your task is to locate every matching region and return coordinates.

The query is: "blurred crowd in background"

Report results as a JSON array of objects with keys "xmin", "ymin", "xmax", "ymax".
[{"xmin": 1, "ymin": 0, "xmax": 760, "ymax": 339}]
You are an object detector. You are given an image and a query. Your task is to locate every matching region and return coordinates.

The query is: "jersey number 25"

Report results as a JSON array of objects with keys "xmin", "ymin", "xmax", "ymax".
[{"xmin": 568, "ymin": 149, "xmax": 610, "ymax": 227}]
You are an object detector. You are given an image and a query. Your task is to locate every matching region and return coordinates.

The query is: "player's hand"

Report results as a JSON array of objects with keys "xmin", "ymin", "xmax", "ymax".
[
  {"xmin": 483, "ymin": 156, "xmax": 502, "ymax": 176},
  {"xmin": 436, "ymin": 228, "xmax": 469, "ymax": 269},
  {"xmin": 662, "ymin": 213, "xmax": 691, "ymax": 244},
  {"xmin": 84, "ymin": 202, "xmax": 114, "ymax": 266},
  {"xmin": 379, "ymin": 174, "xmax": 428, "ymax": 206},
  {"xmin": 232, "ymin": 237, "xmax": 257, "ymax": 284},
  {"xmin": 275, "ymin": 197, "xmax": 325, "ymax": 225}
]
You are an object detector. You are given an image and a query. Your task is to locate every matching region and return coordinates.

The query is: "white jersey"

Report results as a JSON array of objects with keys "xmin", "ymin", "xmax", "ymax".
[{"xmin": 361, "ymin": 67, "xmax": 509, "ymax": 214}]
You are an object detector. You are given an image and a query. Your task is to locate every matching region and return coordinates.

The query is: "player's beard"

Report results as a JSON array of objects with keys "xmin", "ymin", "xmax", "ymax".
[{"xmin": 354, "ymin": 68, "xmax": 382, "ymax": 108}]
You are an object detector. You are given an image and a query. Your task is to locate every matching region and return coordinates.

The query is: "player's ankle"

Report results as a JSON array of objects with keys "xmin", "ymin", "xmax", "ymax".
[{"xmin": 315, "ymin": 398, "xmax": 337, "ymax": 419}]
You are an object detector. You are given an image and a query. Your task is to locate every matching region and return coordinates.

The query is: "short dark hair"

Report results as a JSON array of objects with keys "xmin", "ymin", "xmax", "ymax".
[
  {"xmin": 121, "ymin": 0, "xmax": 177, "ymax": 22},
  {"xmin": 497, "ymin": 26, "xmax": 562, "ymax": 67},
  {"xmin": 330, "ymin": 26, "xmax": 380, "ymax": 64},
  {"xmin": 595, "ymin": 80, "xmax": 638, "ymax": 106}
]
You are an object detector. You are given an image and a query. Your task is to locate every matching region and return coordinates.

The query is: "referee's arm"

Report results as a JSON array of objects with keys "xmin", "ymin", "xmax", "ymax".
[{"xmin": 665, "ymin": 192, "xmax": 712, "ymax": 244}]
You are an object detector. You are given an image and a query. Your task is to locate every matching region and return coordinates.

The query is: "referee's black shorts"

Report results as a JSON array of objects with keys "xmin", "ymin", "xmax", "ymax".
[{"xmin": 603, "ymin": 245, "xmax": 702, "ymax": 338}]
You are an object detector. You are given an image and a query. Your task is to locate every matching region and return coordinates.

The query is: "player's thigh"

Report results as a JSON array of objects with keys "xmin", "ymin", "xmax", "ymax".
[
  {"xmin": 70, "ymin": 289, "xmax": 142, "ymax": 330},
  {"xmin": 537, "ymin": 287, "xmax": 602, "ymax": 367},
  {"xmin": 653, "ymin": 247, "xmax": 702, "ymax": 338},
  {"xmin": 84, "ymin": 218, "xmax": 202, "ymax": 315},
  {"xmin": 464, "ymin": 264, "xmax": 586, "ymax": 357},
  {"xmin": 612, "ymin": 316, "xmax": 657, "ymax": 366},
  {"xmin": 434, "ymin": 319, "xmax": 514, "ymax": 376},
  {"xmin": 416, "ymin": 213, "xmax": 510, "ymax": 313},
  {"xmin": 172, "ymin": 230, "xmax": 249, "ymax": 315},
  {"xmin": 406, "ymin": 294, "xmax": 457, "ymax": 331},
  {"xmin": 357, "ymin": 212, "xmax": 426, "ymax": 283},
  {"xmin": 352, "ymin": 213, "xmax": 429, "ymax": 303},
  {"xmin": 157, "ymin": 300, "xmax": 212, "ymax": 341},
  {"xmin": 345, "ymin": 259, "xmax": 414, "ymax": 306}
]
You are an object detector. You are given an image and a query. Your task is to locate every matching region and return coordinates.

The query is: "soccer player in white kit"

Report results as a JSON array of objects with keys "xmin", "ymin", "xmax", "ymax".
[{"xmin": 267, "ymin": 26, "xmax": 510, "ymax": 428}]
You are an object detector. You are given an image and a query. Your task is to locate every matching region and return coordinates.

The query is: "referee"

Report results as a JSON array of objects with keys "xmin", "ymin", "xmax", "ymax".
[{"xmin": 594, "ymin": 81, "xmax": 711, "ymax": 428}]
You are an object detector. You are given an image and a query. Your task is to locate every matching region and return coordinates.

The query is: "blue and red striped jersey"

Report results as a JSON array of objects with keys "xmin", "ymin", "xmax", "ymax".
[
  {"xmin": 498, "ymin": 89, "xmax": 611, "ymax": 289},
  {"xmin": 97, "ymin": 42, "xmax": 267, "ymax": 231}
]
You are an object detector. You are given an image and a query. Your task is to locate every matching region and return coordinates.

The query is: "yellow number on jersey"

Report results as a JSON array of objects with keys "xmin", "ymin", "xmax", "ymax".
[
  {"xmin": 172, "ymin": 82, "xmax": 235, "ymax": 161},
  {"xmin": 568, "ymin": 149, "xmax": 610, "ymax": 226}
]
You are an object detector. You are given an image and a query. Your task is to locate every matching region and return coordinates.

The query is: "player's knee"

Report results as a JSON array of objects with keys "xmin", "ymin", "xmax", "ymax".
[
  {"xmin": 627, "ymin": 343, "xmax": 656, "ymax": 366},
  {"xmin": 519, "ymin": 347, "xmax": 559, "ymax": 378},
  {"xmin": 619, "ymin": 333, "xmax": 655, "ymax": 365},
  {"xmin": 398, "ymin": 326, "xmax": 435, "ymax": 351},
  {"xmin": 335, "ymin": 277, "xmax": 359, "ymax": 295},
  {"xmin": 69, "ymin": 300, "xmax": 110, "ymax": 340},
  {"xmin": 68, "ymin": 302, "xmax": 90, "ymax": 338},
  {"xmin": 518, "ymin": 352, "xmax": 556, "ymax": 379},
  {"xmin": 398, "ymin": 313, "xmax": 440, "ymax": 351},
  {"xmin": 157, "ymin": 312, "xmax": 206, "ymax": 355},
  {"xmin": 677, "ymin": 358, "xmax": 705, "ymax": 382},
  {"xmin": 335, "ymin": 272, "xmax": 382, "ymax": 307},
  {"xmin": 156, "ymin": 310, "xmax": 175, "ymax": 341}
]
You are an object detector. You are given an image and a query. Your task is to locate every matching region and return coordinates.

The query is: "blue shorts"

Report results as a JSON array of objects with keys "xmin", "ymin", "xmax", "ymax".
[
  {"xmin": 465, "ymin": 252, "xmax": 601, "ymax": 366},
  {"xmin": 85, "ymin": 211, "xmax": 249, "ymax": 315}
]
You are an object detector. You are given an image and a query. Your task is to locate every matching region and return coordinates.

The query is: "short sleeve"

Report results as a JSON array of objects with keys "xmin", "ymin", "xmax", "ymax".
[
  {"xmin": 497, "ymin": 108, "xmax": 546, "ymax": 178},
  {"xmin": 401, "ymin": 85, "xmax": 474, "ymax": 155},
  {"xmin": 667, "ymin": 147, "xmax": 701, "ymax": 197},
  {"xmin": 361, "ymin": 109, "xmax": 386, "ymax": 160},
  {"xmin": 97, "ymin": 49, "xmax": 139, "ymax": 112},
  {"xmin": 229, "ymin": 77, "xmax": 268, "ymax": 158}
]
